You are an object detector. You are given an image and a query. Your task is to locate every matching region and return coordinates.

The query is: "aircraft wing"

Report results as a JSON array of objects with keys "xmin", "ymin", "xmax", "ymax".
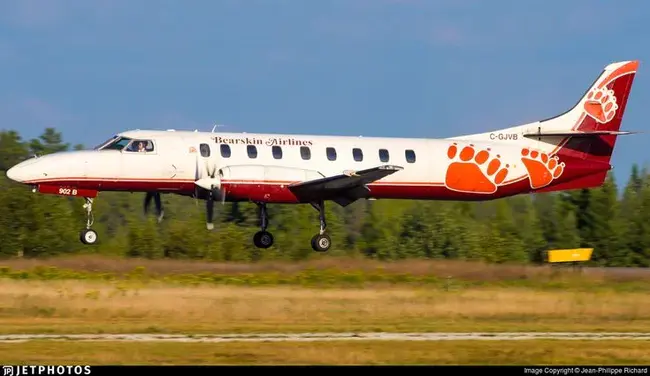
[{"xmin": 288, "ymin": 165, "xmax": 404, "ymax": 207}]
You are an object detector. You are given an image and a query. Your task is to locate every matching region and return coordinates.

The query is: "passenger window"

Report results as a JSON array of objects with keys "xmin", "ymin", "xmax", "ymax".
[
  {"xmin": 272, "ymin": 145, "xmax": 282, "ymax": 159},
  {"xmin": 247, "ymin": 145, "xmax": 258, "ymax": 159},
  {"xmin": 379, "ymin": 149, "xmax": 389, "ymax": 162},
  {"xmin": 200, "ymin": 143, "xmax": 210, "ymax": 157},
  {"xmin": 220, "ymin": 144, "xmax": 231, "ymax": 158},
  {"xmin": 300, "ymin": 146, "xmax": 311, "ymax": 160},
  {"xmin": 326, "ymin": 147, "xmax": 337, "ymax": 161},
  {"xmin": 125, "ymin": 140, "xmax": 154, "ymax": 153},
  {"xmin": 405, "ymin": 149, "xmax": 416, "ymax": 163},
  {"xmin": 352, "ymin": 148, "xmax": 363, "ymax": 162}
]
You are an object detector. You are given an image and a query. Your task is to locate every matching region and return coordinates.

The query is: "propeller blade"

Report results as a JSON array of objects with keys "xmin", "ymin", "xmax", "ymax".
[
  {"xmin": 206, "ymin": 196, "xmax": 215, "ymax": 230},
  {"xmin": 195, "ymin": 152, "xmax": 201, "ymax": 180},
  {"xmin": 144, "ymin": 192, "xmax": 164, "ymax": 222},
  {"xmin": 205, "ymin": 158, "xmax": 217, "ymax": 178},
  {"xmin": 153, "ymin": 192, "xmax": 164, "ymax": 222},
  {"xmin": 144, "ymin": 192, "xmax": 154, "ymax": 214},
  {"xmin": 194, "ymin": 152, "xmax": 220, "ymax": 230}
]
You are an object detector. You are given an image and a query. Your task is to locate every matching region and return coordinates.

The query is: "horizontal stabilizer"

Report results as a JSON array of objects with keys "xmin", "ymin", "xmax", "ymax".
[{"xmin": 523, "ymin": 130, "xmax": 639, "ymax": 138}]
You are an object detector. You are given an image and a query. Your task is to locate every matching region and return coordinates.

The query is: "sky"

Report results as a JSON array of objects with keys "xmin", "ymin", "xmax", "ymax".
[{"xmin": 1, "ymin": 0, "xmax": 649, "ymax": 187}]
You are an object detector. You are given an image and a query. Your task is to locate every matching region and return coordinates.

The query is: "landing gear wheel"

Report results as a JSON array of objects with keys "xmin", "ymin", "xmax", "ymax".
[
  {"xmin": 253, "ymin": 230, "xmax": 274, "ymax": 249},
  {"xmin": 79, "ymin": 197, "xmax": 98, "ymax": 245},
  {"xmin": 309, "ymin": 200, "xmax": 332, "ymax": 252},
  {"xmin": 253, "ymin": 203, "xmax": 273, "ymax": 249},
  {"xmin": 80, "ymin": 229, "xmax": 98, "ymax": 245},
  {"xmin": 311, "ymin": 234, "xmax": 331, "ymax": 252}
]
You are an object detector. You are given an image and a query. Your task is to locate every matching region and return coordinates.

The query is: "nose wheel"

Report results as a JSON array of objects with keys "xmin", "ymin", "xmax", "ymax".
[
  {"xmin": 253, "ymin": 202, "xmax": 274, "ymax": 249},
  {"xmin": 80, "ymin": 228, "xmax": 98, "ymax": 245},
  {"xmin": 79, "ymin": 197, "xmax": 98, "ymax": 245}
]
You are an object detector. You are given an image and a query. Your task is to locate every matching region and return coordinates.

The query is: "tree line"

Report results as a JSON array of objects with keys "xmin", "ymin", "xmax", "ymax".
[{"xmin": 0, "ymin": 127, "xmax": 648, "ymax": 266}]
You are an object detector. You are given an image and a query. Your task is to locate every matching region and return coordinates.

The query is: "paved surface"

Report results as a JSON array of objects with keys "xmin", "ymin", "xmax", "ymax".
[{"xmin": 1, "ymin": 332, "xmax": 649, "ymax": 343}]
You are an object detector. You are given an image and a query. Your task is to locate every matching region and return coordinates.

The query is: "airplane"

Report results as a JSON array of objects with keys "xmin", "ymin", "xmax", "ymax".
[{"xmin": 4, "ymin": 60, "xmax": 640, "ymax": 252}]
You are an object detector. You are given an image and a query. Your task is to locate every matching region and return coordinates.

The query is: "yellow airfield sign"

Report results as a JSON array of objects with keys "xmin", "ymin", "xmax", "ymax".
[{"xmin": 547, "ymin": 248, "xmax": 594, "ymax": 263}]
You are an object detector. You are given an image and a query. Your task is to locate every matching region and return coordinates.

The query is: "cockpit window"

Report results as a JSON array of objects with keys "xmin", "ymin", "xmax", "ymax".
[
  {"xmin": 94, "ymin": 136, "xmax": 118, "ymax": 150},
  {"xmin": 124, "ymin": 140, "xmax": 155, "ymax": 153},
  {"xmin": 95, "ymin": 136, "xmax": 132, "ymax": 151}
]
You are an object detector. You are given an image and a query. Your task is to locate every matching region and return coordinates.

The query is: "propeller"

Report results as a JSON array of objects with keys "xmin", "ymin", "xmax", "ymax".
[
  {"xmin": 144, "ymin": 191, "xmax": 164, "ymax": 222},
  {"xmin": 194, "ymin": 153, "xmax": 225, "ymax": 230}
]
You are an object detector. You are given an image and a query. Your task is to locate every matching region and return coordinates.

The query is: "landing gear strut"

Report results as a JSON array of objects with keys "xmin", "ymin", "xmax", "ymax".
[
  {"xmin": 310, "ymin": 200, "xmax": 331, "ymax": 252},
  {"xmin": 79, "ymin": 197, "xmax": 98, "ymax": 245},
  {"xmin": 253, "ymin": 202, "xmax": 274, "ymax": 249},
  {"xmin": 250, "ymin": 201, "xmax": 332, "ymax": 252}
]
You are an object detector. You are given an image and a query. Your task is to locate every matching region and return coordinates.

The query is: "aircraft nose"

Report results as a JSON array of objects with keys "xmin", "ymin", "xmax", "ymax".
[
  {"xmin": 5, "ymin": 158, "xmax": 37, "ymax": 183},
  {"xmin": 6, "ymin": 165, "xmax": 21, "ymax": 182}
]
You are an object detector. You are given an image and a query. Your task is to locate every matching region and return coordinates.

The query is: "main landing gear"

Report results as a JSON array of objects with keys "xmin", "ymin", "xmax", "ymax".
[
  {"xmin": 251, "ymin": 200, "xmax": 332, "ymax": 252},
  {"xmin": 310, "ymin": 201, "xmax": 331, "ymax": 252},
  {"xmin": 79, "ymin": 197, "xmax": 98, "ymax": 245},
  {"xmin": 253, "ymin": 202, "xmax": 274, "ymax": 249}
]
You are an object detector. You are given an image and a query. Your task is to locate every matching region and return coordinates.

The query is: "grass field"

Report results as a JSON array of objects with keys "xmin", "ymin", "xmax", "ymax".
[
  {"xmin": 1, "ymin": 255, "xmax": 649, "ymax": 290},
  {"xmin": 0, "ymin": 256, "xmax": 649, "ymax": 334},
  {"xmin": 1, "ymin": 256, "xmax": 650, "ymax": 364},
  {"xmin": 0, "ymin": 340, "xmax": 648, "ymax": 365},
  {"xmin": 1, "ymin": 278, "xmax": 650, "ymax": 334}
]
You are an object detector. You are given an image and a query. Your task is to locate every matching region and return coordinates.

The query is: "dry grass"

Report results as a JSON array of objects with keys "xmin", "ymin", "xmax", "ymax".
[
  {"xmin": 1, "ymin": 279, "xmax": 650, "ymax": 334},
  {"xmin": 0, "ymin": 340, "xmax": 648, "ymax": 365},
  {"xmin": 2, "ymin": 254, "xmax": 649, "ymax": 283}
]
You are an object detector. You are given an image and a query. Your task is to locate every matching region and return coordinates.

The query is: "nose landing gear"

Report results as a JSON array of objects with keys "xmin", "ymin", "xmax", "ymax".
[{"xmin": 79, "ymin": 197, "xmax": 98, "ymax": 245}]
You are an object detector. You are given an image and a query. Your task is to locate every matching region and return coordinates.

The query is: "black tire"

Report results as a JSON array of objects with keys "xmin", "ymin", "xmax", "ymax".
[
  {"xmin": 311, "ymin": 234, "xmax": 331, "ymax": 252},
  {"xmin": 253, "ymin": 230, "xmax": 274, "ymax": 249},
  {"xmin": 79, "ymin": 229, "xmax": 98, "ymax": 245}
]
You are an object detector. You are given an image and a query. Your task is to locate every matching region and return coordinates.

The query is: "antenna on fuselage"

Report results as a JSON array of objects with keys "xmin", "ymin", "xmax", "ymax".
[{"xmin": 211, "ymin": 123, "xmax": 226, "ymax": 133}]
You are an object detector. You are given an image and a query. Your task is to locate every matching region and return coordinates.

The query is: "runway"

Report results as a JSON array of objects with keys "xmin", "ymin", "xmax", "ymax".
[{"xmin": 1, "ymin": 332, "xmax": 649, "ymax": 343}]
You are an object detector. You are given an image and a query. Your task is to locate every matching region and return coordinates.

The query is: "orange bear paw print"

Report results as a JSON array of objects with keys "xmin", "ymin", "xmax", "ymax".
[
  {"xmin": 444, "ymin": 143, "xmax": 509, "ymax": 194},
  {"xmin": 583, "ymin": 86, "xmax": 618, "ymax": 123},
  {"xmin": 520, "ymin": 148, "xmax": 565, "ymax": 189}
]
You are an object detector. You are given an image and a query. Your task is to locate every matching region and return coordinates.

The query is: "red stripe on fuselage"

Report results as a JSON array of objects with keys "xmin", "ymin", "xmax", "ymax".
[{"xmin": 24, "ymin": 177, "xmax": 532, "ymax": 203}]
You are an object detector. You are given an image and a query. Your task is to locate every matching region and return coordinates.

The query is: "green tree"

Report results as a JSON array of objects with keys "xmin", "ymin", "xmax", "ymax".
[{"xmin": 29, "ymin": 128, "xmax": 69, "ymax": 155}]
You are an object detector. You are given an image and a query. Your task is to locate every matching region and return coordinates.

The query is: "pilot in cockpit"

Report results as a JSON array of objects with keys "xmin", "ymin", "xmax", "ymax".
[{"xmin": 125, "ymin": 140, "xmax": 153, "ymax": 153}]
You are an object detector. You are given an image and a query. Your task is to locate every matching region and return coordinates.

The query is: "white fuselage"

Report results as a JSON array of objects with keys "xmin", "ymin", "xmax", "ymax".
[{"xmin": 4, "ymin": 128, "xmax": 548, "ymax": 203}]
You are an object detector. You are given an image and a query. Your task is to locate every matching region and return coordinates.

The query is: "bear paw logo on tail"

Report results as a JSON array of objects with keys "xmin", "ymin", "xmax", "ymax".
[
  {"xmin": 583, "ymin": 87, "xmax": 618, "ymax": 123},
  {"xmin": 444, "ymin": 143, "xmax": 509, "ymax": 194},
  {"xmin": 520, "ymin": 148, "xmax": 564, "ymax": 189}
]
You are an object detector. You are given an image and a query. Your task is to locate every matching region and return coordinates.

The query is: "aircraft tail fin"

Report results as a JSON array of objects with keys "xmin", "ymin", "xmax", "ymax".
[
  {"xmin": 527, "ymin": 60, "xmax": 639, "ymax": 166},
  {"xmin": 452, "ymin": 61, "xmax": 639, "ymax": 165},
  {"xmin": 450, "ymin": 60, "xmax": 640, "ymax": 192}
]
